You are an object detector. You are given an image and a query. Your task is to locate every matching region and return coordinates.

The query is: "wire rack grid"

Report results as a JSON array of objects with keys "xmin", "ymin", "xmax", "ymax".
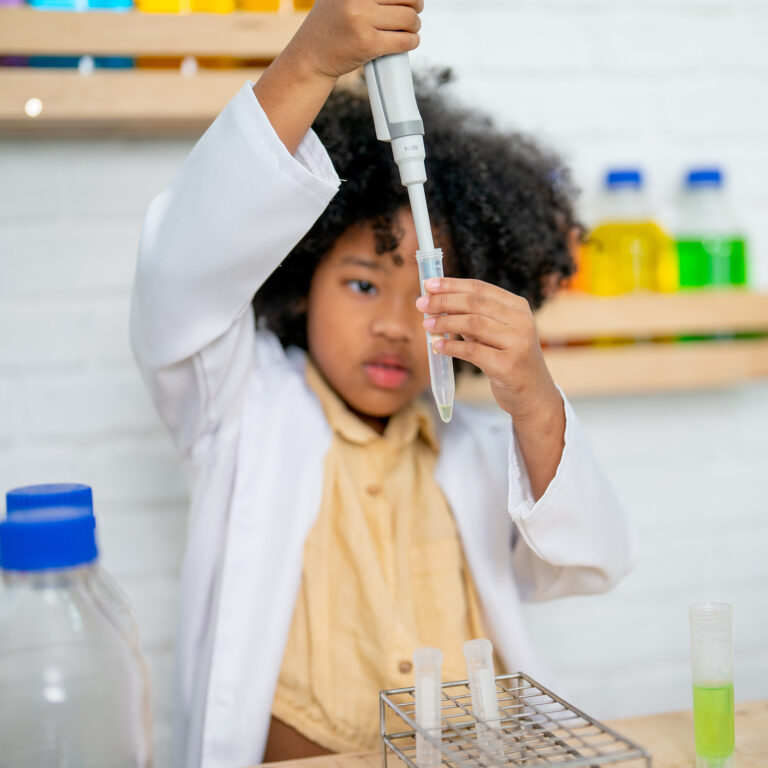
[{"xmin": 379, "ymin": 672, "xmax": 652, "ymax": 768}]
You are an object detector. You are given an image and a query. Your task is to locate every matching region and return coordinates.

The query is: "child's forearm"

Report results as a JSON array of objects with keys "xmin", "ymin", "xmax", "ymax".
[
  {"xmin": 512, "ymin": 387, "xmax": 566, "ymax": 501},
  {"xmin": 253, "ymin": 45, "xmax": 335, "ymax": 156}
]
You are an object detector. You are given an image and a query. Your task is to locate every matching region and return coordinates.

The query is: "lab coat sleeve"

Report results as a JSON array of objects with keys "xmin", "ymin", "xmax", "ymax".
[
  {"xmin": 508, "ymin": 389, "xmax": 636, "ymax": 601},
  {"xmin": 130, "ymin": 82, "xmax": 340, "ymax": 458}
]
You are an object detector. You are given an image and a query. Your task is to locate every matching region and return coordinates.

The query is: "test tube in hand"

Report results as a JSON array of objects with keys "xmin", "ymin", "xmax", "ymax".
[
  {"xmin": 414, "ymin": 647, "xmax": 443, "ymax": 768},
  {"xmin": 415, "ymin": 248, "xmax": 455, "ymax": 423},
  {"xmin": 690, "ymin": 603, "xmax": 735, "ymax": 768},
  {"xmin": 463, "ymin": 639, "xmax": 504, "ymax": 766}
]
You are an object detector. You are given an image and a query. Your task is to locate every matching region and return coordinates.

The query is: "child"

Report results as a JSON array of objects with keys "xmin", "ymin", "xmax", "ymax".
[{"xmin": 130, "ymin": 2, "xmax": 634, "ymax": 767}]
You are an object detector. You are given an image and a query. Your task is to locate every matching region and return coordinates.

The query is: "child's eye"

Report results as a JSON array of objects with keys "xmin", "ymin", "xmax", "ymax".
[{"xmin": 346, "ymin": 279, "xmax": 378, "ymax": 295}]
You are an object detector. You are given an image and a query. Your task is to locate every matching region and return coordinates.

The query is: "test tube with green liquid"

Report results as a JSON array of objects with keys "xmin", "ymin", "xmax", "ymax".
[{"xmin": 689, "ymin": 603, "xmax": 735, "ymax": 768}]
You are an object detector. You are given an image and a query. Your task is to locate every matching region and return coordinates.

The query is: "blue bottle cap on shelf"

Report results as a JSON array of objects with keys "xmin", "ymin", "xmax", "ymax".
[
  {"xmin": 6, "ymin": 483, "xmax": 93, "ymax": 517},
  {"xmin": 605, "ymin": 169, "xmax": 643, "ymax": 188},
  {"xmin": 0, "ymin": 508, "xmax": 98, "ymax": 572},
  {"xmin": 686, "ymin": 168, "xmax": 722, "ymax": 187}
]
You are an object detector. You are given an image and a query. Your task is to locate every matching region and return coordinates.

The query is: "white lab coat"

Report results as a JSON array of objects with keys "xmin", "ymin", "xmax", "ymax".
[{"xmin": 130, "ymin": 83, "xmax": 634, "ymax": 768}]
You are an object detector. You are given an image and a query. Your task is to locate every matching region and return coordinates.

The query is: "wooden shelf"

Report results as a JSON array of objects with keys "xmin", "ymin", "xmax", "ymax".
[
  {"xmin": 456, "ymin": 291, "xmax": 768, "ymax": 400},
  {"xmin": 0, "ymin": 6, "xmax": 303, "ymax": 134},
  {"xmin": 0, "ymin": 7, "xmax": 304, "ymax": 57},
  {"xmin": 535, "ymin": 290, "xmax": 768, "ymax": 343},
  {"xmin": 0, "ymin": 68, "xmax": 266, "ymax": 135},
  {"xmin": 457, "ymin": 339, "xmax": 768, "ymax": 400}
]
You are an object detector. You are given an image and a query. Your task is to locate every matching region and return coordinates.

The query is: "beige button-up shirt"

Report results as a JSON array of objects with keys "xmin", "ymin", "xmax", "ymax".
[{"xmin": 272, "ymin": 362, "xmax": 487, "ymax": 752}]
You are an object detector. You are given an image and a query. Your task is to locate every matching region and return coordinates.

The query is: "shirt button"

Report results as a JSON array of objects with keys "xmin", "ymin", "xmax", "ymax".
[
  {"xmin": 366, "ymin": 484, "xmax": 382, "ymax": 496},
  {"xmin": 398, "ymin": 660, "xmax": 412, "ymax": 674}
]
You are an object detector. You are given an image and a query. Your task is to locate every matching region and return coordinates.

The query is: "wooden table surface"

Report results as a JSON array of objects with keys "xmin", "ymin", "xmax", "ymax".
[{"xmin": 258, "ymin": 700, "xmax": 768, "ymax": 768}]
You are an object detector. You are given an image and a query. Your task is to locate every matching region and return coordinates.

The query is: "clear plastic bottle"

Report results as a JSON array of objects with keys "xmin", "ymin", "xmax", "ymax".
[
  {"xmin": 0, "ymin": 490, "xmax": 152, "ymax": 768},
  {"xmin": 584, "ymin": 168, "xmax": 677, "ymax": 295},
  {"xmin": 675, "ymin": 168, "xmax": 749, "ymax": 289},
  {"xmin": 5, "ymin": 484, "xmax": 140, "ymax": 646}
]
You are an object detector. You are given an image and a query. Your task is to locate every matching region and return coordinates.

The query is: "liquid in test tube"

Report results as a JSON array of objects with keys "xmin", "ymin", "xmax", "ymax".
[
  {"xmin": 690, "ymin": 603, "xmax": 735, "ymax": 768},
  {"xmin": 463, "ymin": 638, "xmax": 504, "ymax": 766},
  {"xmin": 415, "ymin": 248, "xmax": 455, "ymax": 423},
  {"xmin": 413, "ymin": 647, "xmax": 443, "ymax": 768}
]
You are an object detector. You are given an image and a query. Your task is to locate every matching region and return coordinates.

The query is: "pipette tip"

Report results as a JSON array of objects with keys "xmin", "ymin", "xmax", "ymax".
[{"xmin": 438, "ymin": 405, "xmax": 453, "ymax": 423}]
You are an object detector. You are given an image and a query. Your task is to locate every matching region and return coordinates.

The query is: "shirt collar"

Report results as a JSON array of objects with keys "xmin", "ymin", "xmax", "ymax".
[{"xmin": 305, "ymin": 359, "xmax": 440, "ymax": 453}]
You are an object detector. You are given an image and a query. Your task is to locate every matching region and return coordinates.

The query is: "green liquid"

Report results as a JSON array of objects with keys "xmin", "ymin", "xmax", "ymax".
[
  {"xmin": 693, "ymin": 683, "xmax": 734, "ymax": 761},
  {"xmin": 677, "ymin": 238, "xmax": 747, "ymax": 287},
  {"xmin": 438, "ymin": 405, "xmax": 452, "ymax": 423}
]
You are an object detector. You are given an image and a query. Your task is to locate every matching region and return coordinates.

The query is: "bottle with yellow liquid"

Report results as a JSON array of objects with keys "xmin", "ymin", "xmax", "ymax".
[
  {"xmin": 238, "ymin": 0, "xmax": 278, "ymax": 10},
  {"xmin": 690, "ymin": 603, "xmax": 735, "ymax": 768},
  {"xmin": 190, "ymin": 0, "xmax": 235, "ymax": 14},
  {"xmin": 584, "ymin": 169, "xmax": 677, "ymax": 295},
  {"xmin": 136, "ymin": 0, "xmax": 184, "ymax": 14}
]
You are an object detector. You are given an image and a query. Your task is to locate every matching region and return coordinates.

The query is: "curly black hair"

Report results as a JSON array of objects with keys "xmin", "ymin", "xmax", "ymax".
[{"xmin": 252, "ymin": 70, "xmax": 580, "ymax": 366}]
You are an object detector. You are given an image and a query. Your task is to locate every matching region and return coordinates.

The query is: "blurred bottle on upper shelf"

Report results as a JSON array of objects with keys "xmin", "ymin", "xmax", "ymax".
[
  {"xmin": 190, "ymin": 0, "xmax": 234, "ymax": 14},
  {"xmin": 26, "ymin": 0, "xmax": 87, "ymax": 11},
  {"xmin": 238, "ymin": 0, "xmax": 279, "ymax": 9},
  {"xmin": 582, "ymin": 168, "xmax": 678, "ymax": 295},
  {"xmin": 675, "ymin": 168, "xmax": 748, "ymax": 290},
  {"xmin": 136, "ymin": 0, "xmax": 184, "ymax": 14},
  {"xmin": 26, "ymin": 0, "xmax": 133, "ymax": 12}
]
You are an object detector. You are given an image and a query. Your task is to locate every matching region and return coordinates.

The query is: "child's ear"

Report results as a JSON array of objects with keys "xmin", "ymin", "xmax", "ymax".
[
  {"xmin": 289, "ymin": 297, "xmax": 307, "ymax": 315},
  {"xmin": 541, "ymin": 272, "xmax": 563, "ymax": 298}
]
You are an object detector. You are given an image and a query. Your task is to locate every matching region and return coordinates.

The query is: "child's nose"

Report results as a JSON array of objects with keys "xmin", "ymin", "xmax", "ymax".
[{"xmin": 370, "ymin": 297, "xmax": 417, "ymax": 343}]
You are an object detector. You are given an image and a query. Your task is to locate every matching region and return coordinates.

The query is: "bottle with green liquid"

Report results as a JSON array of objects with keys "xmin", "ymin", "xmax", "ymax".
[
  {"xmin": 675, "ymin": 168, "xmax": 748, "ymax": 289},
  {"xmin": 690, "ymin": 603, "xmax": 735, "ymax": 768}
]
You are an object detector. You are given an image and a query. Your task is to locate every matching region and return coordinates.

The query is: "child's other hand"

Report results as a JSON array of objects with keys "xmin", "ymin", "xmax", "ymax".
[
  {"xmin": 416, "ymin": 277, "xmax": 562, "ymax": 426},
  {"xmin": 291, "ymin": 0, "xmax": 423, "ymax": 82}
]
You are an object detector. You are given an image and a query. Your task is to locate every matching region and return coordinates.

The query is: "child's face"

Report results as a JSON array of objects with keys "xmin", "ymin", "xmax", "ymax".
[{"xmin": 306, "ymin": 207, "xmax": 432, "ymax": 433}]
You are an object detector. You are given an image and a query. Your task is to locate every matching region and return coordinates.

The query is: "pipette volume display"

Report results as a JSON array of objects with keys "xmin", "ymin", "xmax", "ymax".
[{"xmin": 416, "ymin": 248, "xmax": 455, "ymax": 423}]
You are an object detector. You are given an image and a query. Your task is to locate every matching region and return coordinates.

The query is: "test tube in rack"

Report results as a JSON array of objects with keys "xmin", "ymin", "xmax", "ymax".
[
  {"xmin": 463, "ymin": 639, "xmax": 505, "ymax": 766},
  {"xmin": 413, "ymin": 647, "xmax": 443, "ymax": 768}
]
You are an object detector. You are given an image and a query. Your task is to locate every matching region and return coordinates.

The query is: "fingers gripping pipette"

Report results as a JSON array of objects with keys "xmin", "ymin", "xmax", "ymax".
[{"xmin": 364, "ymin": 53, "xmax": 455, "ymax": 423}]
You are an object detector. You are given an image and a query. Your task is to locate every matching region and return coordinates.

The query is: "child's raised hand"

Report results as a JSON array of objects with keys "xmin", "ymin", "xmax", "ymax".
[
  {"xmin": 254, "ymin": 0, "xmax": 422, "ymax": 155},
  {"xmin": 416, "ymin": 277, "xmax": 562, "ymax": 426},
  {"xmin": 292, "ymin": 0, "xmax": 423, "ymax": 81}
]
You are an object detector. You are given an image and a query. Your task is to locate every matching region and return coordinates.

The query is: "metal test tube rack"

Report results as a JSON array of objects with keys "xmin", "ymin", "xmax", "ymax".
[{"xmin": 380, "ymin": 673, "xmax": 652, "ymax": 768}]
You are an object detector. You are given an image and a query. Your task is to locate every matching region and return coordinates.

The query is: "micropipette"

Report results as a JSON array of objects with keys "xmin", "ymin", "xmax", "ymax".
[
  {"xmin": 413, "ymin": 647, "xmax": 443, "ymax": 768},
  {"xmin": 463, "ymin": 638, "xmax": 505, "ymax": 765},
  {"xmin": 364, "ymin": 53, "xmax": 455, "ymax": 423}
]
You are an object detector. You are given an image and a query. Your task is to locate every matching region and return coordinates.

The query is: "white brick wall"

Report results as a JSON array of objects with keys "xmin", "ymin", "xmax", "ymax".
[{"xmin": 2, "ymin": 2, "xmax": 767, "ymax": 765}]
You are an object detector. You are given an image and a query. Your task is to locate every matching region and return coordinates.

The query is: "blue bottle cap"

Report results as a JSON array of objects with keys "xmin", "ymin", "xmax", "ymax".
[
  {"xmin": 6, "ymin": 483, "xmax": 93, "ymax": 517},
  {"xmin": 0, "ymin": 508, "xmax": 98, "ymax": 572},
  {"xmin": 686, "ymin": 168, "xmax": 722, "ymax": 187},
  {"xmin": 605, "ymin": 169, "xmax": 643, "ymax": 189}
]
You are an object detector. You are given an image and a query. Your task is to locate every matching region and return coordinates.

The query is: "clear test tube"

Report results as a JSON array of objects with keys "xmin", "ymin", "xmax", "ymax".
[
  {"xmin": 415, "ymin": 248, "xmax": 455, "ymax": 423},
  {"xmin": 463, "ymin": 639, "xmax": 504, "ymax": 766},
  {"xmin": 689, "ymin": 603, "xmax": 735, "ymax": 768},
  {"xmin": 413, "ymin": 647, "xmax": 443, "ymax": 768}
]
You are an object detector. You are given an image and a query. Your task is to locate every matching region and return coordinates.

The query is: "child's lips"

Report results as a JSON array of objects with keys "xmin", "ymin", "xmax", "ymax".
[{"xmin": 363, "ymin": 355, "xmax": 411, "ymax": 389}]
